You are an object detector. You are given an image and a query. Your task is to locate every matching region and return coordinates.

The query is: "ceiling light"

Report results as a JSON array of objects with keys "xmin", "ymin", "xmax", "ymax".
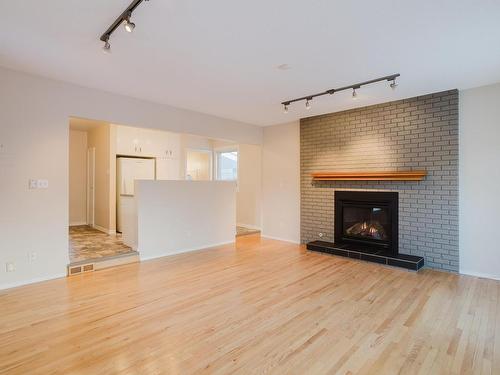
[
  {"xmin": 99, "ymin": 0, "xmax": 148, "ymax": 51},
  {"xmin": 277, "ymin": 64, "xmax": 292, "ymax": 71},
  {"xmin": 124, "ymin": 16, "xmax": 135, "ymax": 33},
  {"xmin": 280, "ymin": 74, "xmax": 400, "ymax": 111},
  {"xmin": 102, "ymin": 38, "xmax": 111, "ymax": 53},
  {"xmin": 283, "ymin": 103, "xmax": 289, "ymax": 113}
]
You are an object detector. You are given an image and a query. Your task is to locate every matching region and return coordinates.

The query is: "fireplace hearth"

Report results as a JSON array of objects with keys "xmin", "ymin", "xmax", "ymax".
[{"xmin": 307, "ymin": 190, "xmax": 424, "ymax": 271}]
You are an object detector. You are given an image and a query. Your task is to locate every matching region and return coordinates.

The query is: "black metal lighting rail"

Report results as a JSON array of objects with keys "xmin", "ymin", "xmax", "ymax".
[
  {"xmin": 100, "ymin": 0, "xmax": 148, "ymax": 43},
  {"xmin": 281, "ymin": 73, "xmax": 400, "ymax": 110}
]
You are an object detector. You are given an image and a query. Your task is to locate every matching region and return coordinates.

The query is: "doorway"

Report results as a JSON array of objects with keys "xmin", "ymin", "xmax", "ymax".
[
  {"xmin": 87, "ymin": 147, "xmax": 95, "ymax": 227},
  {"xmin": 68, "ymin": 118, "xmax": 137, "ymax": 270},
  {"xmin": 186, "ymin": 149, "xmax": 213, "ymax": 181}
]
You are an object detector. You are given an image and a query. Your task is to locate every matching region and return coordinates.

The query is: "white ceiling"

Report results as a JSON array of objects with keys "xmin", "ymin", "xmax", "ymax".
[{"xmin": 1, "ymin": 1, "xmax": 500, "ymax": 126}]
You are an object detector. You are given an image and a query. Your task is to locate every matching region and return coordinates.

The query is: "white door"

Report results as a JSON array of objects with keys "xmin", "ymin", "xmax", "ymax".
[{"xmin": 87, "ymin": 147, "xmax": 95, "ymax": 226}]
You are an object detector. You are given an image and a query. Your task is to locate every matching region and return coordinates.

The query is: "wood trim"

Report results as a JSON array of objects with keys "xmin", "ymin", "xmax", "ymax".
[{"xmin": 311, "ymin": 170, "xmax": 427, "ymax": 181}]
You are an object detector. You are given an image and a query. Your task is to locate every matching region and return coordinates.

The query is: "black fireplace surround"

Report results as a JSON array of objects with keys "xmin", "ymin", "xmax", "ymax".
[
  {"xmin": 335, "ymin": 191, "xmax": 398, "ymax": 255},
  {"xmin": 307, "ymin": 190, "xmax": 424, "ymax": 271}
]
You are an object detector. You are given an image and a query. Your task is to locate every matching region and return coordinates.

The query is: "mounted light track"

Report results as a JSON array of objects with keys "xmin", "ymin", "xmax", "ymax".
[
  {"xmin": 281, "ymin": 74, "xmax": 400, "ymax": 112},
  {"xmin": 99, "ymin": 0, "xmax": 149, "ymax": 52}
]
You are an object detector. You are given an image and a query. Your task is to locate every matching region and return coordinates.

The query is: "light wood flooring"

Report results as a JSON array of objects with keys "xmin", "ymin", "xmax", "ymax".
[{"xmin": 1, "ymin": 234, "xmax": 499, "ymax": 374}]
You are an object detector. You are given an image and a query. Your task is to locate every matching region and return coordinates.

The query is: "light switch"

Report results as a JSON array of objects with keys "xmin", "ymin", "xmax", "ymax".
[
  {"xmin": 37, "ymin": 179, "xmax": 49, "ymax": 189},
  {"xmin": 29, "ymin": 179, "xmax": 49, "ymax": 189},
  {"xmin": 6, "ymin": 262, "xmax": 15, "ymax": 272}
]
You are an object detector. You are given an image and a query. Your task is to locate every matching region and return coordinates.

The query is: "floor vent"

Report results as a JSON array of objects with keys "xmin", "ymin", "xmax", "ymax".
[{"xmin": 68, "ymin": 263, "xmax": 94, "ymax": 276}]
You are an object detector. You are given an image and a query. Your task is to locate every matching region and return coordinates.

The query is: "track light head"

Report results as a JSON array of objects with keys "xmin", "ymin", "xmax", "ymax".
[
  {"xmin": 390, "ymin": 78, "xmax": 398, "ymax": 90},
  {"xmin": 123, "ymin": 13, "xmax": 135, "ymax": 32},
  {"xmin": 102, "ymin": 38, "xmax": 111, "ymax": 53},
  {"xmin": 352, "ymin": 88, "xmax": 358, "ymax": 99},
  {"xmin": 305, "ymin": 98, "xmax": 312, "ymax": 110},
  {"xmin": 124, "ymin": 20, "xmax": 135, "ymax": 33},
  {"xmin": 283, "ymin": 103, "xmax": 289, "ymax": 114},
  {"xmin": 124, "ymin": 21, "xmax": 135, "ymax": 33}
]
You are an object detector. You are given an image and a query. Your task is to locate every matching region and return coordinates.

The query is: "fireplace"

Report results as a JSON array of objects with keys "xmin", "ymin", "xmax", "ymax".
[
  {"xmin": 335, "ymin": 191, "xmax": 398, "ymax": 256},
  {"xmin": 307, "ymin": 190, "xmax": 423, "ymax": 270}
]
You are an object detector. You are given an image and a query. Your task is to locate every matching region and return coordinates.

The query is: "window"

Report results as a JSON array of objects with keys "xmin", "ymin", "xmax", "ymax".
[{"xmin": 216, "ymin": 150, "xmax": 238, "ymax": 180}]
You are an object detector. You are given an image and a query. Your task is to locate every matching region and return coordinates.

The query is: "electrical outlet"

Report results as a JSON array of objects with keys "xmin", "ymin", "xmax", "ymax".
[
  {"xmin": 6, "ymin": 262, "xmax": 15, "ymax": 272},
  {"xmin": 28, "ymin": 251, "xmax": 37, "ymax": 263}
]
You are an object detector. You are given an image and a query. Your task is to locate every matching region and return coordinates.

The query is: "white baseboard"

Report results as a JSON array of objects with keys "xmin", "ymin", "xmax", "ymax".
[
  {"xmin": 92, "ymin": 224, "xmax": 116, "ymax": 235},
  {"xmin": 237, "ymin": 223, "xmax": 261, "ymax": 231},
  {"xmin": 0, "ymin": 272, "xmax": 67, "ymax": 291},
  {"xmin": 69, "ymin": 221, "xmax": 87, "ymax": 226},
  {"xmin": 261, "ymin": 234, "xmax": 300, "ymax": 244},
  {"xmin": 459, "ymin": 270, "xmax": 500, "ymax": 281},
  {"xmin": 140, "ymin": 240, "xmax": 235, "ymax": 262}
]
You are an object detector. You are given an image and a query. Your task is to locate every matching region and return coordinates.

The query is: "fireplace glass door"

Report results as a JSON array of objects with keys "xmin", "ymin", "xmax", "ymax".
[{"xmin": 342, "ymin": 204, "xmax": 391, "ymax": 247}]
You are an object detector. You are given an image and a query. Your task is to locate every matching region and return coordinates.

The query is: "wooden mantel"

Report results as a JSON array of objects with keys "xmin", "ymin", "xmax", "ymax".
[{"xmin": 311, "ymin": 170, "xmax": 427, "ymax": 181}]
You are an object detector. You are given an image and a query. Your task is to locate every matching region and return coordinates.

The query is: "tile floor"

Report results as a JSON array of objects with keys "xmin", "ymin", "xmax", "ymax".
[
  {"xmin": 69, "ymin": 225, "xmax": 136, "ymax": 264},
  {"xmin": 69, "ymin": 225, "xmax": 258, "ymax": 264}
]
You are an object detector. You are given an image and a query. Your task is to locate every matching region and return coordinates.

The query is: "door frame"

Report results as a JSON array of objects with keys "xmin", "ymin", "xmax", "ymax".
[{"xmin": 87, "ymin": 147, "xmax": 95, "ymax": 227}]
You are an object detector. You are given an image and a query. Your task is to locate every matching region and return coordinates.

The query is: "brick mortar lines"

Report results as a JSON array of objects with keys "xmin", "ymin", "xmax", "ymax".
[{"xmin": 300, "ymin": 90, "xmax": 459, "ymax": 271}]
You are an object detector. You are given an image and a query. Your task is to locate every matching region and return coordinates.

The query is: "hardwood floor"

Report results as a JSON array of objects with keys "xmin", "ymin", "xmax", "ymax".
[{"xmin": 1, "ymin": 234, "xmax": 499, "ymax": 374}]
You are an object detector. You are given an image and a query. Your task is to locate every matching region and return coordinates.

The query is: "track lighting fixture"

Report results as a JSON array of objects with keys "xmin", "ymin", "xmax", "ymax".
[
  {"xmin": 283, "ymin": 103, "xmax": 289, "ymax": 113},
  {"xmin": 281, "ymin": 74, "xmax": 400, "ymax": 111},
  {"xmin": 99, "ymin": 0, "xmax": 148, "ymax": 51}
]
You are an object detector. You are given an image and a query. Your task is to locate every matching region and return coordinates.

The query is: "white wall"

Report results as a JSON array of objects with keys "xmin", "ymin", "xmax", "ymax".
[
  {"xmin": 237, "ymin": 144, "xmax": 262, "ymax": 229},
  {"xmin": 261, "ymin": 121, "xmax": 301, "ymax": 243},
  {"xmin": 459, "ymin": 83, "xmax": 500, "ymax": 280},
  {"xmin": 68, "ymin": 130, "xmax": 87, "ymax": 225},
  {"xmin": 0, "ymin": 67, "xmax": 261, "ymax": 290},
  {"xmin": 136, "ymin": 180, "xmax": 236, "ymax": 260}
]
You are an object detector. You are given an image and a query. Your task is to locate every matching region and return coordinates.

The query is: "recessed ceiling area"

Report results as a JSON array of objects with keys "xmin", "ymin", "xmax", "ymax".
[{"xmin": 1, "ymin": 0, "xmax": 499, "ymax": 126}]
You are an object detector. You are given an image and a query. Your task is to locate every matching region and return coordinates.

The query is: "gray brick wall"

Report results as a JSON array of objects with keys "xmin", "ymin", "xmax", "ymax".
[{"xmin": 300, "ymin": 90, "xmax": 459, "ymax": 271}]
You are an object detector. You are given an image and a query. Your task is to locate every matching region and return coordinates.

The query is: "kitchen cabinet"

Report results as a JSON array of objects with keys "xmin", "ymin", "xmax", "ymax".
[
  {"xmin": 116, "ymin": 125, "xmax": 141, "ymax": 156},
  {"xmin": 116, "ymin": 126, "xmax": 180, "ymax": 158},
  {"xmin": 150, "ymin": 130, "xmax": 180, "ymax": 160},
  {"xmin": 156, "ymin": 158, "xmax": 180, "ymax": 180},
  {"xmin": 115, "ymin": 125, "xmax": 181, "ymax": 179}
]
